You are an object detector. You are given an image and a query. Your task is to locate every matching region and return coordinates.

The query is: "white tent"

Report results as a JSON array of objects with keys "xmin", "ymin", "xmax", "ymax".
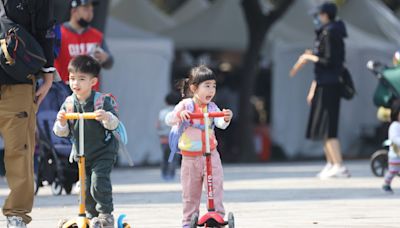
[
  {"xmin": 172, "ymin": 0, "xmax": 210, "ymax": 24},
  {"xmin": 102, "ymin": 18, "xmax": 174, "ymax": 165},
  {"xmin": 339, "ymin": 0, "xmax": 400, "ymax": 46},
  {"xmin": 162, "ymin": 0, "xmax": 247, "ymax": 50}
]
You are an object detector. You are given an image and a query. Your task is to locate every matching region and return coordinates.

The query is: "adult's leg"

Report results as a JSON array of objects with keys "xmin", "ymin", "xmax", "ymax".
[
  {"xmin": 325, "ymin": 138, "xmax": 343, "ymax": 165},
  {"xmin": 323, "ymin": 143, "xmax": 333, "ymax": 164},
  {"xmin": 0, "ymin": 84, "xmax": 36, "ymax": 224}
]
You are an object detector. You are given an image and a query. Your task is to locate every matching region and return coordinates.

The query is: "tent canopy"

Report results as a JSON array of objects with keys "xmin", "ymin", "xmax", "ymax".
[
  {"xmin": 109, "ymin": 0, "xmax": 175, "ymax": 33},
  {"xmin": 103, "ymin": 17, "xmax": 174, "ymax": 165}
]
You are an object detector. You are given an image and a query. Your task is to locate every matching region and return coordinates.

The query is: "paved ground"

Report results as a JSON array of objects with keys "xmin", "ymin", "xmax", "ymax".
[{"xmin": 0, "ymin": 160, "xmax": 398, "ymax": 227}]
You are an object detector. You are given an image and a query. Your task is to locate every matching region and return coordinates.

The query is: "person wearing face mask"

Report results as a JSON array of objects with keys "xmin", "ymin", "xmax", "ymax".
[
  {"xmin": 290, "ymin": 2, "xmax": 350, "ymax": 179},
  {"xmin": 55, "ymin": 0, "xmax": 113, "ymax": 91}
]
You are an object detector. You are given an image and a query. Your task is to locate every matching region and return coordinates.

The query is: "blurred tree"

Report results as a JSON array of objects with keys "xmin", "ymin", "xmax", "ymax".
[
  {"xmin": 54, "ymin": 0, "xmax": 110, "ymax": 32},
  {"xmin": 238, "ymin": 0, "xmax": 293, "ymax": 162}
]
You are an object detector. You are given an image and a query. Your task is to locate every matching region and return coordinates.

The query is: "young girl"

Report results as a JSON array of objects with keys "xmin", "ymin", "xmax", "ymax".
[
  {"xmin": 165, "ymin": 65, "xmax": 233, "ymax": 227},
  {"xmin": 382, "ymin": 100, "xmax": 400, "ymax": 193}
]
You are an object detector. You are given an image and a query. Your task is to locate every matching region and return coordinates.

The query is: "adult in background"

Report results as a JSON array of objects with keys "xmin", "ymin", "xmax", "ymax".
[
  {"xmin": 55, "ymin": 0, "xmax": 113, "ymax": 91},
  {"xmin": 290, "ymin": 2, "xmax": 350, "ymax": 179},
  {"xmin": 0, "ymin": 0, "xmax": 55, "ymax": 227}
]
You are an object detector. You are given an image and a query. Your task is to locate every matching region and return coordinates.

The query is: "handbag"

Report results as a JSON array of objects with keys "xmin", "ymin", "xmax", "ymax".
[
  {"xmin": 0, "ymin": 0, "xmax": 46, "ymax": 82},
  {"xmin": 339, "ymin": 67, "xmax": 356, "ymax": 100}
]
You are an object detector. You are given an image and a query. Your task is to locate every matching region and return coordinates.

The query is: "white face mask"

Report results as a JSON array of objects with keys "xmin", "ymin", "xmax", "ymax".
[{"xmin": 313, "ymin": 16, "xmax": 322, "ymax": 30}]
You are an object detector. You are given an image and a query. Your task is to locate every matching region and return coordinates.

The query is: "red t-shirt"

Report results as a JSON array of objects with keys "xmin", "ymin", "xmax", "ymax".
[{"xmin": 55, "ymin": 25, "xmax": 103, "ymax": 90}]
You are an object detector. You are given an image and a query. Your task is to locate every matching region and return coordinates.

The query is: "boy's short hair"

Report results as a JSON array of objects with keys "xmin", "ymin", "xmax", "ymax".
[
  {"xmin": 165, "ymin": 92, "xmax": 180, "ymax": 105},
  {"xmin": 68, "ymin": 55, "xmax": 101, "ymax": 77}
]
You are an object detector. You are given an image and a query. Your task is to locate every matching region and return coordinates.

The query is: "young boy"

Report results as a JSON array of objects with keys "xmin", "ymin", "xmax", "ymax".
[
  {"xmin": 53, "ymin": 55, "xmax": 119, "ymax": 228},
  {"xmin": 157, "ymin": 92, "xmax": 181, "ymax": 180}
]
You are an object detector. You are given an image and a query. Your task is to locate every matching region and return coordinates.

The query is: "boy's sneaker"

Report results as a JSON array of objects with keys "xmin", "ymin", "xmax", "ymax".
[
  {"xmin": 98, "ymin": 213, "xmax": 114, "ymax": 228},
  {"xmin": 90, "ymin": 217, "xmax": 103, "ymax": 228},
  {"xmin": 382, "ymin": 184, "xmax": 394, "ymax": 194},
  {"xmin": 7, "ymin": 216, "xmax": 26, "ymax": 228}
]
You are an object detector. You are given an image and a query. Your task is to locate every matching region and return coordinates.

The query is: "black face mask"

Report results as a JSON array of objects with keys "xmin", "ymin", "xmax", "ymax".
[{"xmin": 77, "ymin": 18, "xmax": 90, "ymax": 28}]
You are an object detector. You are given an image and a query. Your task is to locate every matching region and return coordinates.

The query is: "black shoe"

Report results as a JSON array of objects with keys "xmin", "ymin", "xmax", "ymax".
[{"xmin": 382, "ymin": 184, "xmax": 394, "ymax": 194}]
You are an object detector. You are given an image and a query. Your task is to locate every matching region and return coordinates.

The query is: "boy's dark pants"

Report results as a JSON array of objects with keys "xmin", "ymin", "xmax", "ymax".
[
  {"xmin": 0, "ymin": 84, "xmax": 37, "ymax": 224},
  {"xmin": 161, "ymin": 143, "xmax": 176, "ymax": 178},
  {"xmin": 85, "ymin": 159, "xmax": 114, "ymax": 218}
]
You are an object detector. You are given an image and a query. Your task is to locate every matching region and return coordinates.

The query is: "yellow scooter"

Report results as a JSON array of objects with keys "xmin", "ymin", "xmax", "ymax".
[{"xmin": 58, "ymin": 113, "xmax": 130, "ymax": 228}]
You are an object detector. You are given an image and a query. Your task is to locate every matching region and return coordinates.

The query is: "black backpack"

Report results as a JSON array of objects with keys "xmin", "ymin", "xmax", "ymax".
[{"xmin": 0, "ymin": 0, "xmax": 46, "ymax": 82}]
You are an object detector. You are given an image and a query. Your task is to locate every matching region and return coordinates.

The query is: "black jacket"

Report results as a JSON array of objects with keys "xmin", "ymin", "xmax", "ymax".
[
  {"xmin": 0, "ymin": 0, "xmax": 55, "ymax": 84},
  {"xmin": 314, "ymin": 20, "xmax": 347, "ymax": 85}
]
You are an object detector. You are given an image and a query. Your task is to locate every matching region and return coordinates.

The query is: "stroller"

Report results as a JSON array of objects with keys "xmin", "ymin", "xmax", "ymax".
[
  {"xmin": 35, "ymin": 82, "xmax": 78, "ymax": 195},
  {"xmin": 368, "ymin": 61, "xmax": 400, "ymax": 177}
]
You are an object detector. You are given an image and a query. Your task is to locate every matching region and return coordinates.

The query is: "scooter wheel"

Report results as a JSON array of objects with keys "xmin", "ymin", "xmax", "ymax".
[
  {"xmin": 57, "ymin": 218, "xmax": 68, "ymax": 228},
  {"xmin": 190, "ymin": 213, "xmax": 199, "ymax": 228},
  {"xmin": 228, "ymin": 212, "xmax": 234, "ymax": 228}
]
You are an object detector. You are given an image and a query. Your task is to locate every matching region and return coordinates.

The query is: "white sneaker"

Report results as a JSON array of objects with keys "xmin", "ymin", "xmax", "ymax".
[
  {"xmin": 7, "ymin": 216, "xmax": 26, "ymax": 228},
  {"xmin": 90, "ymin": 217, "xmax": 103, "ymax": 228},
  {"xmin": 316, "ymin": 163, "xmax": 333, "ymax": 178},
  {"xmin": 321, "ymin": 165, "xmax": 351, "ymax": 179}
]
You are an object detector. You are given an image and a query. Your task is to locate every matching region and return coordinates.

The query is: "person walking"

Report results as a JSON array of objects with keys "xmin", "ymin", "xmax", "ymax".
[
  {"xmin": 290, "ymin": 2, "xmax": 350, "ymax": 179},
  {"xmin": 0, "ymin": 0, "xmax": 55, "ymax": 227}
]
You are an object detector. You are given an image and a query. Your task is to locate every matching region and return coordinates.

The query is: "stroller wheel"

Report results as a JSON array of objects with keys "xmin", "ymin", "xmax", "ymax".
[
  {"xmin": 64, "ymin": 183, "xmax": 73, "ymax": 195},
  {"xmin": 51, "ymin": 181, "xmax": 63, "ymax": 195},
  {"xmin": 370, "ymin": 149, "xmax": 388, "ymax": 177},
  {"xmin": 190, "ymin": 213, "xmax": 198, "ymax": 228},
  {"xmin": 228, "ymin": 212, "xmax": 235, "ymax": 228}
]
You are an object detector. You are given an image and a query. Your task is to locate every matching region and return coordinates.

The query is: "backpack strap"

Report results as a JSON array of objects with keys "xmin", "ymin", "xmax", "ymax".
[
  {"xmin": 64, "ymin": 95, "xmax": 76, "ymax": 140},
  {"xmin": 93, "ymin": 92, "xmax": 104, "ymax": 110}
]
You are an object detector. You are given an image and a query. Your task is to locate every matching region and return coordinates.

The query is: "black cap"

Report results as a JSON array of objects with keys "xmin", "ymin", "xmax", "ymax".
[
  {"xmin": 71, "ymin": 0, "xmax": 98, "ymax": 8},
  {"xmin": 316, "ymin": 2, "xmax": 337, "ymax": 20}
]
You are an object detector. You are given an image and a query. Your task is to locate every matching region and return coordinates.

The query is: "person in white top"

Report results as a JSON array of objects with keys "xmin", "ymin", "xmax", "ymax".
[{"xmin": 382, "ymin": 100, "xmax": 400, "ymax": 193}]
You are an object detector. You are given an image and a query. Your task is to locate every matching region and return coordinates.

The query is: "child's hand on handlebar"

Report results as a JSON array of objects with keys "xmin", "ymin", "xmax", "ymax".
[
  {"xmin": 179, "ymin": 110, "xmax": 191, "ymax": 121},
  {"xmin": 94, "ymin": 109, "xmax": 108, "ymax": 122},
  {"xmin": 223, "ymin": 109, "xmax": 233, "ymax": 122},
  {"xmin": 57, "ymin": 110, "xmax": 67, "ymax": 126}
]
